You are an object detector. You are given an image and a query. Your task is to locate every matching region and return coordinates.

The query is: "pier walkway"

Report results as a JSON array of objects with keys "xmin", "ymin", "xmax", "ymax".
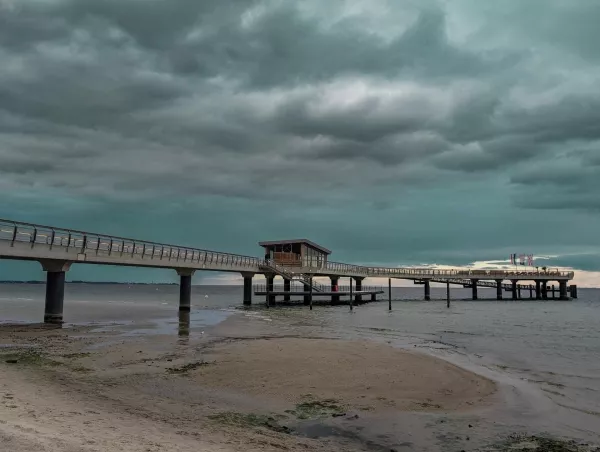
[{"xmin": 0, "ymin": 219, "xmax": 576, "ymax": 323}]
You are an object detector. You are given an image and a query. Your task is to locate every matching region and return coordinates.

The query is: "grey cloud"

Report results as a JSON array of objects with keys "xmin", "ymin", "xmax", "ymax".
[
  {"xmin": 0, "ymin": 62, "xmax": 186, "ymax": 129},
  {"xmin": 296, "ymin": 132, "xmax": 449, "ymax": 166},
  {"xmin": 547, "ymin": 253, "xmax": 600, "ymax": 272},
  {"xmin": 463, "ymin": 0, "xmax": 600, "ymax": 62},
  {"xmin": 2, "ymin": 0, "xmax": 509, "ymax": 86},
  {"xmin": 0, "ymin": 0, "xmax": 600, "ymax": 215},
  {"xmin": 501, "ymin": 96, "xmax": 600, "ymax": 144},
  {"xmin": 431, "ymin": 134, "xmax": 541, "ymax": 173},
  {"xmin": 509, "ymin": 147, "xmax": 600, "ymax": 211}
]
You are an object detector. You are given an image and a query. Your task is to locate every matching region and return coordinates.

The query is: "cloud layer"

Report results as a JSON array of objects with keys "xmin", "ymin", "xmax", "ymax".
[{"xmin": 1, "ymin": 0, "xmax": 599, "ymax": 283}]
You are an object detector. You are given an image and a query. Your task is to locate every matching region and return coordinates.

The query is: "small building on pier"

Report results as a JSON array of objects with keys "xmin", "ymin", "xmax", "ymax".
[{"xmin": 259, "ymin": 239, "xmax": 331, "ymax": 268}]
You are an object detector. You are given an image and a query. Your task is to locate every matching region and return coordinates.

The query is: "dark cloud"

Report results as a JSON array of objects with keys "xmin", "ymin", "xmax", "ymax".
[{"xmin": 1, "ymin": 0, "xmax": 600, "ymax": 281}]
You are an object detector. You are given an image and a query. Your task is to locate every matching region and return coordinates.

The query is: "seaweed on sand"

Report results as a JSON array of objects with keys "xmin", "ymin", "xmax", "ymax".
[
  {"xmin": 285, "ymin": 398, "xmax": 347, "ymax": 419},
  {"xmin": 208, "ymin": 412, "xmax": 292, "ymax": 434},
  {"xmin": 166, "ymin": 360, "xmax": 215, "ymax": 374},
  {"xmin": 486, "ymin": 434, "xmax": 600, "ymax": 452}
]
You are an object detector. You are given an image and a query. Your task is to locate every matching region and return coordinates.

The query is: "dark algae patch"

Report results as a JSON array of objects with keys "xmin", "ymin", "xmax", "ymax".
[
  {"xmin": 2, "ymin": 349, "xmax": 63, "ymax": 368},
  {"xmin": 485, "ymin": 434, "xmax": 600, "ymax": 452},
  {"xmin": 61, "ymin": 352, "xmax": 92, "ymax": 359},
  {"xmin": 166, "ymin": 360, "xmax": 215, "ymax": 374},
  {"xmin": 208, "ymin": 398, "xmax": 349, "ymax": 438},
  {"xmin": 286, "ymin": 398, "xmax": 347, "ymax": 419},
  {"xmin": 208, "ymin": 412, "xmax": 292, "ymax": 434}
]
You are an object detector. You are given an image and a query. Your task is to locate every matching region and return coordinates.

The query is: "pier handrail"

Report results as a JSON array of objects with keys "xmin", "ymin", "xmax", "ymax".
[
  {"xmin": 0, "ymin": 218, "xmax": 575, "ymax": 279},
  {"xmin": 324, "ymin": 262, "xmax": 573, "ymax": 279},
  {"xmin": 361, "ymin": 265, "xmax": 574, "ymax": 279},
  {"xmin": 0, "ymin": 218, "xmax": 263, "ymax": 269}
]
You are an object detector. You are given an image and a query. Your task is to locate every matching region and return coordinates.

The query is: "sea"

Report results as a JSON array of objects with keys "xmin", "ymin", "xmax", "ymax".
[{"xmin": 1, "ymin": 283, "xmax": 599, "ymax": 443}]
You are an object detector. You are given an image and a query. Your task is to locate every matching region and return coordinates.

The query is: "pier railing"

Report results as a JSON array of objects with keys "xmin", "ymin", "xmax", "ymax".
[
  {"xmin": 0, "ymin": 219, "xmax": 262, "ymax": 269},
  {"xmin": 0, "ymin": 218, "xmax": 575, "ymax": 280},
  {"xmin": 253, "ymin": 284, "xmax": 384, "ymax": 293},
  {"xmin": 325, "ymin": 262, "xmax": 574, "ymax": 279}
]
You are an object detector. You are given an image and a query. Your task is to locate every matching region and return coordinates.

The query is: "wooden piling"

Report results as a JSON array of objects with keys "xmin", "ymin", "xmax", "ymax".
[
  {"xmin": 349, "ymin": 277, "xmax": 353, "ymax": 311},
  {"xmin": 388, "ymin": 278, "xmax": 392, "ymax": 311},
  {"xmin": 446, "ymin": 281, "xmax": 450, "ymax": 308},
  {"xmin": 309, "ymin": 277, "xmax": 313, "ymax": 310}
]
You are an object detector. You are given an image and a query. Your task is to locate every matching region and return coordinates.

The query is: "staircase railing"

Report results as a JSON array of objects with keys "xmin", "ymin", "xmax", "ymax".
[
  {"xmin": 260, "ymin": 259, "xmax": 297, "ymax": 279},
  {"xmin": 300, "ymin": 275, "xmax": 326, "ymax": 292},
  {"xmin": 260, "ymin": 259, "xmax": 326, "ymax": 292}
]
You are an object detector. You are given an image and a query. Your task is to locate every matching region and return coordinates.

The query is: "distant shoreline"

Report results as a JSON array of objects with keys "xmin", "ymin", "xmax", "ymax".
[{"xmin": 0, "ymin": 281, "xmax": 177, "ymax": 285}]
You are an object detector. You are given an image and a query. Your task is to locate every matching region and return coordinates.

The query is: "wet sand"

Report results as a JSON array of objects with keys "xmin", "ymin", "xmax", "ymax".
[
  {"xmin": 191, "ymin": 337, "xmax": 495, "ymax": 412},
  {"xmin": 0, "ymin": 312, "xmax": 501, "ymax": 452}
]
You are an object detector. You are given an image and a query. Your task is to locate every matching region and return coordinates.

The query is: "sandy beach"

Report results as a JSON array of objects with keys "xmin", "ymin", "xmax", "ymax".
[{"xmin": 0, "ymin": 313, "xmax": 499, "ymax": 452}]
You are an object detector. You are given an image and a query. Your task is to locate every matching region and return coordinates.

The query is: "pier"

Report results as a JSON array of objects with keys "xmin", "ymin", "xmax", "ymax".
[{"xmin": 0, "ymin": 218, "xmax": 576, "ymax": 323}]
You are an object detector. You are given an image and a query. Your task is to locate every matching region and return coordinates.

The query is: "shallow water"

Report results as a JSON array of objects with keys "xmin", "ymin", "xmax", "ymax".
[{"xmin": 1, "ymin": 283, "xmax": 599, "ymax": 442}]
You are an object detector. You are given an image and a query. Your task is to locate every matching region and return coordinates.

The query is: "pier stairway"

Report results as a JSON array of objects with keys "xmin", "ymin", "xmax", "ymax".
[{"xmin": 259, "ymin": 260, "xmax": 326, "ymax": 292}]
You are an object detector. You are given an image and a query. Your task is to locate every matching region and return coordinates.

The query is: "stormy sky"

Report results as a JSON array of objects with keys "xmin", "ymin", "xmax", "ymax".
[{"xmin": 1, "ymin": 0, "xmax": 599, "ymax": 285}]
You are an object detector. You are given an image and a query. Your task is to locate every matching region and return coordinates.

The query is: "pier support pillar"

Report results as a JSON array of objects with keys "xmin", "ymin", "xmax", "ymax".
[
  {"xmin": 471, "ymin": 280, "xmax": 479, "ymax": 300},
  {"xmin": 529, "ymin": 285, "xmax": 533, "ymax": 299},
  {"xmin": 40, "ymin": 260, "xmax": 72, "ymax": 324},
  {"xmin": 242, "ymin": 272, "xmax": 253, "ymax": 305},
  {"xmin": 177, "ymin": 269, "xmax": 195, "ymax": 312},
  {"xmin": 541, "ymin": 282, "xmax": 548, "ymax": 300},
  {"xmin": 45, "ymin": 271, "xmax": 66, "ymax": 324},
  {"xmin": 284, "ymin": 279, "xmax": 291, "ymax": 302},
  {"xmin": 551, "ymin": 284, "xmax": 556, "ymax": 299},
  {"xmin": 570, "ymin": 284, "xmax": 578, "ymax": 299},
  {"xmin": 371, "ymin": 293, "xmax": 377, "ymax": 302},
  {"xmin": 354, "ymin": 277, "xmax": 364, "ymax": 303},
  {"xmin": 303, "ymin": 278, "xmax": 310, "ymax": 305},
  {"xmin": 511, "ymin": 280, "xmax": 518, "ymax": 300},
  {"xmin": 330, "ymin": 276, "xmax": 340, "ymax": 303},
  {"xmin": 518, "ymin": 286, "xmax": 522, "ymax": 299},
  {"xmin": 266, "ymin": 275, "xmax": 275, "ymax": 306},
  {"xmin": 424, "ymin": 279, "xmax": 431, "ymax": 301},
  {"xmin": 559, "ymin": 281, "xmax": 568, "ymax": 300},
  {"xmin": 535, "ymin": 280, "xmax": 541, "ymax": 299},
  {"xmin": 496, "ymin": 280, "xmax": 503, "ymax": 300}
]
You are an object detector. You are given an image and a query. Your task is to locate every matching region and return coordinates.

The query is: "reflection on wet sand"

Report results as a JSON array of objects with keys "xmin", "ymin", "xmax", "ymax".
[{"xmin": 178, "ymin": 311, "xmax": 190, "ymax": 341}]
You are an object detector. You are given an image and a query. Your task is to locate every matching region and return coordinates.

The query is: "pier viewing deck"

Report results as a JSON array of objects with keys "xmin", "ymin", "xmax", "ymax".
[{"xmin": 0, "ymin": 218, "xmax": 576, "ymax": 323}]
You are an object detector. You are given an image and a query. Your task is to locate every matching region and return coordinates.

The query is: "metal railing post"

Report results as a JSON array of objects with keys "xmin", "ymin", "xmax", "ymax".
[
  {"xmin": 10, "ymin": 224, "xmax": 17, "ymax": 247},
  {"xmin": 30, "ymin": 227, "xmax": 37, "ymax": 248}
]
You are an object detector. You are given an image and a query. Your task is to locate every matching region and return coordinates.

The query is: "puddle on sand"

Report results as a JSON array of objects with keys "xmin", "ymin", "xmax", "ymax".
[
  {"xmin": 294, "ymin": 421, "xmax": 397, "ymax": 452},
  {"xmin": 89, "ymin": 309, "xmax": 232, "ymax": 338}
]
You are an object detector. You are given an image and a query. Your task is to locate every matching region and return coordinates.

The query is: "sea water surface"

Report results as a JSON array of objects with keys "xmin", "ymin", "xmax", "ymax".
[{"xmin": 1, "ymin": 283, "xmax": 599, "ymax": 441}]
